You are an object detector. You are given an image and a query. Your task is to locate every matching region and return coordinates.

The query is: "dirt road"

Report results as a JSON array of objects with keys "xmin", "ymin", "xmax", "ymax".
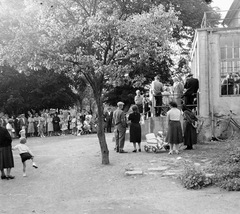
[{"xmin": 1, "ymin": 134, "xmax": 240, "ymax": 214}]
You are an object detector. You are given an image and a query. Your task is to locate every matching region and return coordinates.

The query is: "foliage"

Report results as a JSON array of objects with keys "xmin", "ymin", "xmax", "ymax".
[
  {"xmin": 0, "ymin": 0, "xmax": 181, "ymax": 164},
  {"xmin": 179, "ymin": 161, "xmax": 212, "ymax": 190},
  {"xmin": 217, "ymin": 178, "xmax": 240, "ymax": 191},
  {"xmin": 180, "ymin": 146, "xmax": 240, "ymax": 191},
  {"xmin": 209, "ymin": 146, "xmax": 240, "ymax": 191},
  {"xmin": 0, "ymin": 66, "xmax": 77, "ymax": 115}
]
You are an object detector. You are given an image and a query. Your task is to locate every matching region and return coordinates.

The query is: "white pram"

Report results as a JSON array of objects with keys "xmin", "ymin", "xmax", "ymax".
[{"xmin": 144, "ymin": 131, "xmax": 170, "ymax": 153}]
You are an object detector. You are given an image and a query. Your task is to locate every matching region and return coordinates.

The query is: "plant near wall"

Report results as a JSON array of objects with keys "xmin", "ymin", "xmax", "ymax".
[
  {"xmin": 178, "ymin": 161, "xmax": 212, "ymax": 190},
  {"xmin": 210, "ymin": 146, "xmax": 240, "ymax": 191}
]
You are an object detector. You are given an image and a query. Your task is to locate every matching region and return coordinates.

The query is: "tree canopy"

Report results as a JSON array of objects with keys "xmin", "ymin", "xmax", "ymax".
[
  {"xmin": 0, "ymin": 66, "xmax": 77, "ymax": 115},
  {"xmin": 0, "ymin": 0, "xmax": 182, "ymax": 164}
]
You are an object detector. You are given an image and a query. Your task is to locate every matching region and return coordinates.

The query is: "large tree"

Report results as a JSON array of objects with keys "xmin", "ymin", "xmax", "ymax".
[{"xmin": 0, "ymin": 0, "xmax": 180, "ymax": 164}]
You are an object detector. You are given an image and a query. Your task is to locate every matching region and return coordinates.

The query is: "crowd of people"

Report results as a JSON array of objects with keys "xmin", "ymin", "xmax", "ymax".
[
  {"xmin": 0, "ymin": 73, "xmax": 200, "ymax": 180},
  {"xmin": 131, "ymin": 73, "xmax": 199, "ymax": 120},
  {"xmin": 114, "ymin": 73, "xmax": 199, "ymax": 155},
  {"xmin": 0, "ymin": 109, "xmax": 97, "ymax": 139}
]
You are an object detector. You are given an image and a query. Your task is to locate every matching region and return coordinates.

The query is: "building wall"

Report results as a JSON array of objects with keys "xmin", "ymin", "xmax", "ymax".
[{"xmin": 191, "ymin": 29, "xmax": 240, "ymax": 141}]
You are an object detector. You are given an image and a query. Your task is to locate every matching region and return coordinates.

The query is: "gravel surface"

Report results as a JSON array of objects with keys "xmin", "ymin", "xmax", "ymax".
[{"xmin": 1, "ymin": 133, "xmax": 240, "ymax": 214}]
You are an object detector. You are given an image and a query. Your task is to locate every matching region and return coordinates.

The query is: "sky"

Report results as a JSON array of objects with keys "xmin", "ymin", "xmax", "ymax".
[{"xmin": 211, "ymin": 0, "xmax": 234, "ymax": 11}]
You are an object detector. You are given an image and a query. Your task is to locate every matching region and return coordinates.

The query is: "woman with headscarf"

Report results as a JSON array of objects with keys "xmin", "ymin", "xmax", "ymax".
[{"xmin": 182, "ymin": 104, "xmax": 198, "ymax": 150}]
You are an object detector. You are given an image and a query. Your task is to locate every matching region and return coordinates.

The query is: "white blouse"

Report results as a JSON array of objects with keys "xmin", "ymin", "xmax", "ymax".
[{"xmin": 167, "ymin": 108, "xmax": 181, "ymax": 121}]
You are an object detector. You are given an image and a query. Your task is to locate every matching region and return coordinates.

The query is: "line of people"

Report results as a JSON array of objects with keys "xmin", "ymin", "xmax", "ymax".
[{"xmin": 0, "ymin": 109, "xmax": 97, "ymax": 139}]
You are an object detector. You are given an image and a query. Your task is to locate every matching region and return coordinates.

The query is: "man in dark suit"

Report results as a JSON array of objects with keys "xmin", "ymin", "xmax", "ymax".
[
  {"xmin": 183, "ymin": 73, "xmax": 199, "ymax": 108},
  {"xmin": 104, "ymin": 107, "xmax": 113, "ymax": 133}
]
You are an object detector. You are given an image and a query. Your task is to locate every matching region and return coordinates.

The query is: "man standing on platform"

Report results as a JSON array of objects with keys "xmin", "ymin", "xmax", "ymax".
[
  {"xmin": 151, "ymin": 76, "xmax": 164, "ymax": 117},
  {"xmin": 113, "ymin": 102, "xmax": 127, "ymax": 153},
  {"xmin": 183, "ymin": 73, "xmax": 199, "ymax": 108}
]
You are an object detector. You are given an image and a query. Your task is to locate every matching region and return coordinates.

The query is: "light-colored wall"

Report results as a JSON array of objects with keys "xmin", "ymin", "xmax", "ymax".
[
  {"xmin": 211, "ymin": 31, "xmax": 240, "ymax": 116},
  {"xmin": 191, "ymin": 29, "xmax": 240, "ymax": 141},
  {"xmin": 192, "ymin": 29, "xmax": 240, "ymax": 117}
]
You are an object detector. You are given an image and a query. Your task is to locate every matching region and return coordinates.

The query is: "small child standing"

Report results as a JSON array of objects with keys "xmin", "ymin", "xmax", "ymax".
[
  {"xmin": 19, "ymin": 125, "xmax": 26, "ymax": 138},
  {"xmin": 13, "ymin": 138, "xmax": 38, "ymax": 177}
]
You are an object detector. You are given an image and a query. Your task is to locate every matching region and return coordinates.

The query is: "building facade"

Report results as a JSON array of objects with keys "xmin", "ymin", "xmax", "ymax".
[{"xmin": 191, "ymin": 0, "xmax": 240, "ymax": 140}]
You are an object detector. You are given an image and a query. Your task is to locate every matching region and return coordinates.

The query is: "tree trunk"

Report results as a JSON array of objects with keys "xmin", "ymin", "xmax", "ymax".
[{"xmin": 95, "ymin": 93, "xmax": 109, "ymax": 164}]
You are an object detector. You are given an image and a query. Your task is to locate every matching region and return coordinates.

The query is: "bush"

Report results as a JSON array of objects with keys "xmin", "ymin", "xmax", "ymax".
[
  {"xmin": 179, "ymin": 146, "xmax": 240, "ymax": 191},
  {"xmin": 179, "ymin": 162, "xmax": 212, "ymax": 190},
  {"xmin": 208, "ymin": 146, "xmax": 240, "ymax": 191},
  {"xmin": 218, "ymin": 178, "xmax": 240, "ymax": 191}
]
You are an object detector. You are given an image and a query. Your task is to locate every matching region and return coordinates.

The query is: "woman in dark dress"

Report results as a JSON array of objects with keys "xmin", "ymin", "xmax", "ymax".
[
  {"xmin": 0, "ymin": 125, "xmax": 15, "ymax": 179},
  {"xmin": 52, "ymin": 112, "xmax": 60, "ymax": 136},
  {"xmin": 128, "ymin": 105, "xmax": 142, "ymax": 152},
  {"xmin": 182, "ymin": 104, "xmax": 198, "ymax": 150}
]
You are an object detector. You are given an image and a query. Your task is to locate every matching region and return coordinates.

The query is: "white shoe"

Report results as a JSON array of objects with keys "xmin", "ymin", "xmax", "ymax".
[
  {"xmin": 23, "ymin": 173, "xmax": 27, "ymax": 177},
  {"xmin": 32, "ymin": 163, "xmax": 38, "ymax": 168}
]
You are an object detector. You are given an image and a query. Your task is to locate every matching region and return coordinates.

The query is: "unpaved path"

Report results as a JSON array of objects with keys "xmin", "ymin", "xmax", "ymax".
[{"xmin": 1, "ymin": 133, "xmax": 240, "ymax": 214}]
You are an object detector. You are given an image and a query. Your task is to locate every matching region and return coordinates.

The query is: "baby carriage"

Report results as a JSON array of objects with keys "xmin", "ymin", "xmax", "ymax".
[{"xmin": 144, "ymin": 131, "xmax": 170, "ymax": 153}]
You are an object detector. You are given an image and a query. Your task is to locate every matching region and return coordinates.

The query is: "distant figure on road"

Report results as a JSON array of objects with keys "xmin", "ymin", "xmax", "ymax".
[
  {"xmin": 104, "ymin": 107, "xmax": 113, "ymax": 133},
  {"xmin": 113, "ymin": 102, "xmax": 127, "ymax": 153}
]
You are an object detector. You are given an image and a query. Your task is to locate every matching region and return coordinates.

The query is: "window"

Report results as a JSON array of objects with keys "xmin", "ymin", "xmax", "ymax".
[{"xmin": 220, "ymin": 34, "xmax": 240, "ymax": 96}]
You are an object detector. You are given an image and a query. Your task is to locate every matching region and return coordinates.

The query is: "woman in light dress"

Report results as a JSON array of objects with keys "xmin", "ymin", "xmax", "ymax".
[
  {"xmin": 71, "ymin": 116, "xmax": 77, "ymax": 135},
  {"xmin": 27, "ymin": 114, "xmax": 35, "ymax": 137},
  {"xmin": 38, "ymin": 113, "xmax": 46, "ymax": 138},
  {"xmin": 47, "ymin": 114, "xmax": 53, "ymax": 136}
]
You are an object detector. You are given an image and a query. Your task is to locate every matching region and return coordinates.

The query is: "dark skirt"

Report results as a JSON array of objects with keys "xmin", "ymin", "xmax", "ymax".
[
  {"xmin": 53, "ymin": 123, "xmax": 60, "ymax": 132},
  {"xmin": 130, "ymin": 123, "xmax": 141, "ymax": 143},
  {"xmin": 166, "ymin": 121, "xmax": 183, "ymax": 145},
  {"xmin": 20, "ymin": 152, "xmax": 33, "ymax": 163},
  {"xmin": 0, "ymin": 146, "xmax": 14, "ymax": 170},
  {"xmin": 184, "ymin": 122, "xmax": 197, "ymax": 147}
]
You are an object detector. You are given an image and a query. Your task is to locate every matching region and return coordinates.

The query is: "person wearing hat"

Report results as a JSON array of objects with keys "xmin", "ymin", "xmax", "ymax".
[
  {"xmin": 113, "ymin": 102, "xmax": 127, "ymax": 153},
  {"xmin": 183, "ymin": 73, "xmax": 199, "ymax": 108}
]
